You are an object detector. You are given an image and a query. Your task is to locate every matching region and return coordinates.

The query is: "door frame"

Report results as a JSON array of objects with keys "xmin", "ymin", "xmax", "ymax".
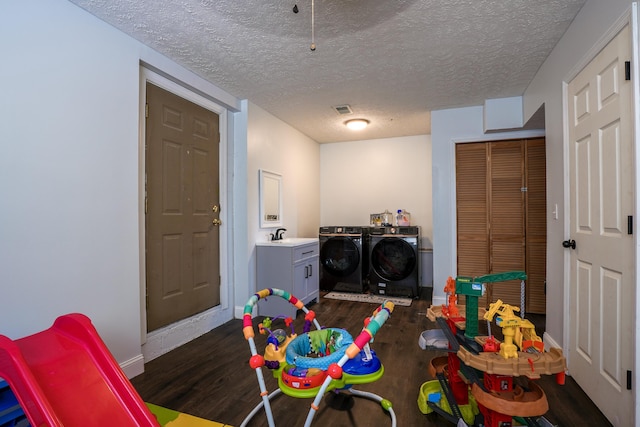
[
  {"xmin": 561, "ymin": 4, "xmax": 639, "ymax": 419},
  {"xmin": 138, "ymin": 67, "xmax": 232, "ymax": 358}
]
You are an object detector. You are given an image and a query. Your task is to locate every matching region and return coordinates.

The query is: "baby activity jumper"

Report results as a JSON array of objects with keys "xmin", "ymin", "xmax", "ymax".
[{"xmin": 241, "ymin": 288, "xmax": 396, "ymax": 427}]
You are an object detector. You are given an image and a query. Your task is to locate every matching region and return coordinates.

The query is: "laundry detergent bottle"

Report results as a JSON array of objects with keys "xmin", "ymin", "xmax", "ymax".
[
  {"xmin": 396, "ymin": 209, "xmax": 411, "ymax": 226},
  {"xmin": 395, "ymin": 209, "xmax": 403, "ymax": 226}
]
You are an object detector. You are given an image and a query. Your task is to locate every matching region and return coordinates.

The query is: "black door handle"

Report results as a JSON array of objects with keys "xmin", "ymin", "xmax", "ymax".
[{"xmin": 562, "ymin": 239, "xmax": 576, "ymax": 250}]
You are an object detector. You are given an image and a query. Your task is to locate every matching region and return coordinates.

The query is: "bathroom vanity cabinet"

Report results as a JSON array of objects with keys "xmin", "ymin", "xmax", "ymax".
[{"xmin": 256, "ymin": 238, "xmax": 319, "ymax": 318}]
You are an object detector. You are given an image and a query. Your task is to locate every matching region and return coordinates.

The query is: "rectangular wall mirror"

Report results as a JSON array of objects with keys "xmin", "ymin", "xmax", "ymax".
[{"xmin": 259, "ymin": 169, "xmax": 283, "ymax": 228}]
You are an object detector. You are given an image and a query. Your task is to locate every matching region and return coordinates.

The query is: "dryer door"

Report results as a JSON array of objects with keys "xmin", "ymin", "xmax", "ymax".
[
  {"xmin": 320, "ymin": 236, "xmax": 361, "ymax": 277},
  {"xmin": 370, "ymin": 237, "xmax": 417, "ymax": 281}
]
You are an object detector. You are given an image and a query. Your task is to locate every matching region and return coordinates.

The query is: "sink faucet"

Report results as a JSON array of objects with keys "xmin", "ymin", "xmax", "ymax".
[{"xmin": 273, "ymin": 228, "xmax": 287, "ymax": 240}]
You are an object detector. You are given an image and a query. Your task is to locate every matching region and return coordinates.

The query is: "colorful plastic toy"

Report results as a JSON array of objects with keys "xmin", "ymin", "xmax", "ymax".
[
  {"xmin": 419, "ymin": 272, "xmax": 566, "ymax": 427},
  {"xmin": 483, "ymin": 299, "xmax": 544, "ymax": 358},
  {"xmin": 0, "ymin": 313, "xmax": 159, "ymax": 426},
  {"xmin": 441, "ymin": 276, "xmax": 460, "ymax": 318},
  {"xmin": 241, "ymin": 288, "xmax": 396, "ymax": 427}
]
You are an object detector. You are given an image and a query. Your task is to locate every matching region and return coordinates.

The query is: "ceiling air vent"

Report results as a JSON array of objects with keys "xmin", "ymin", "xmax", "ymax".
[{"xmin": 333, "ymin": 104, "xmax": 353, "ymax": 115}]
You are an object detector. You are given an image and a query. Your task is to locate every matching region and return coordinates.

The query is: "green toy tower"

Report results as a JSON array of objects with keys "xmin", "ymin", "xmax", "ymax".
[{"xmin": 455, "ymin": 271, "xmax": 527, "ymax": 339}]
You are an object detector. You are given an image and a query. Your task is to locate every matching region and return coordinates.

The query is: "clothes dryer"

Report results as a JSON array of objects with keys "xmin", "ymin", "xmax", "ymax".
[
  {"xmin": 368, "ymin": 226, "xmax": 419, "ymax": 298},
  {"xmin": 319, "ymin": 226, "xmax": 369, "ymax": 293}
]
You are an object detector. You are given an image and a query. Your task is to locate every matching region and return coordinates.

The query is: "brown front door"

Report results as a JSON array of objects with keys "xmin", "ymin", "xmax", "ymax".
[{"xmin": 145, "ymin": 82, "xmax": 221, "ymax": 331}]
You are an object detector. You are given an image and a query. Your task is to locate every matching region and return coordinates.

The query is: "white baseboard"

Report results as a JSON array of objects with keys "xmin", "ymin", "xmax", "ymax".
[
  {"xmin": 432, "ymin": 295, "xmax": 447, "ymax": 306},
  {"xmin": 142, "ymin": 307, "xmax": 226, "ymax": 363},
  {"xmin": 120, "ymin": 354, "xmax": 145, "ymax": 379},
  {"xmin": 543, "ymin": 331, "xmax": 561, "ymax": 351}
]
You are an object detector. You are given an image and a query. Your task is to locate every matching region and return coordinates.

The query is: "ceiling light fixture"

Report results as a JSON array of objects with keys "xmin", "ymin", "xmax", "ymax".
[{"xmin": 345, "ymin": 119, "xmax": 370, "ymax": 130}]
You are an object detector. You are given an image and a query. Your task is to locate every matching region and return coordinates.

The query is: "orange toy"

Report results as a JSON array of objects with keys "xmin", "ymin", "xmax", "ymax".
[{"xmin": 441, "ymin": 276, "xmax": 460, "ymax": 317}]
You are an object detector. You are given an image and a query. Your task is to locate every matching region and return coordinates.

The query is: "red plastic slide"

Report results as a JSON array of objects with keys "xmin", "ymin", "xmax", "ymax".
[{"xmin": 0, "ymin": 313, "xmax": 159, "ymax": 426}]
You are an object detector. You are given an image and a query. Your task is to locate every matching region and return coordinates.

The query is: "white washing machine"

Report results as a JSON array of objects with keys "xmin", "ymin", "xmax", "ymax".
[
  {"xmin": 368, "ymin": 226, "xmax": 419, "ymax": 298},
  {"xmin": 319, "ymin": 226, "xmax": 369, "ymax": 293}
]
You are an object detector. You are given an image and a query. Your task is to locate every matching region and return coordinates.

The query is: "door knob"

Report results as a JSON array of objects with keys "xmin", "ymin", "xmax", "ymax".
[
  {"xmin": 562, "ymin": 239, "xmax": 576, "ymax": 249},
  {"xmin": 212, "ymin": 218, "xmax": 222, "ymax": 226}
]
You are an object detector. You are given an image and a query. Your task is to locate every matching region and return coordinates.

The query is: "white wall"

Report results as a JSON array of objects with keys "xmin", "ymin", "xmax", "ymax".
[
  {"xmin": 431, "ymin": 107, "xmax": 544, "ymax": 303},
  {"xmin": 0, "ymin": 0, "xmax": 242, "ymax": 376},
  {"xmin": 320, "ymin": 135, "xmax": 432, "ymax": 244},
  {"xmin": 523, "ymin": 0, "xmax": 634, "ymax": 347},
  {"xmin": 432, "ymin": 0, "xmax": 634, "ymax": 350},
  {"xmin": 0, "ymin": 0, "xmax": 142, "ymax": 367},
  {"xmin": 320, "ymin": 135, "xmax": 433, "ymax": 286},
  {"xmin": 246, "ymin": 103, "xmax": 321, "ymax": 312}
]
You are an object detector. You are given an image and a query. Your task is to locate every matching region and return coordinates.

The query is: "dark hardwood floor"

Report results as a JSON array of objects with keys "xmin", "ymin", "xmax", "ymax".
[{"xmin": 131, "ymin": 290, "xmax": 612, "ymax": 427}]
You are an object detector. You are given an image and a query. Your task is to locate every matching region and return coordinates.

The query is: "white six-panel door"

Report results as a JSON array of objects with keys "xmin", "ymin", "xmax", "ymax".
[{"xmin": 567, "ymin": 24, "xmax": 634, "ymax": 427}]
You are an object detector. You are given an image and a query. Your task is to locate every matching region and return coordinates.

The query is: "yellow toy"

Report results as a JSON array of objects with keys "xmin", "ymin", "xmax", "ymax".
[{"xmin": 483, "ymin": 299, "xmax": 544, "ymax": 359}]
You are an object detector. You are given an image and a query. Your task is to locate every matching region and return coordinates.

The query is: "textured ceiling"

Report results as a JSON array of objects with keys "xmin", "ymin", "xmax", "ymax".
[{"xmin": 68, "ymin": 0, "xmax": 586, "ymax": 143}]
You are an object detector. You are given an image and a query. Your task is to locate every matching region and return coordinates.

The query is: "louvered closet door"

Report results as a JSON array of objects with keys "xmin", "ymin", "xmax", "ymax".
[
  {"xmin": 525, "ymin": 138, "xmax": 546, "ymax": 313},
  {"xmin": 456, "ymin": 139, "xmax": 546, "ymax": 314},
  {"xmin": 456, "ymin": 143, "xmax": 489, "ymax": 308},
  {"xmin": 488, "ymin": 141, "xmax": 526, "ymax": 308}
]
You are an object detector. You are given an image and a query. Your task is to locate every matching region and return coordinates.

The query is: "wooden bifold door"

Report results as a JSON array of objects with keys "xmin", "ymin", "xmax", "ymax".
[{"xmin": 456, "ymin": 138, "xmax": 546, "ymax": 314}]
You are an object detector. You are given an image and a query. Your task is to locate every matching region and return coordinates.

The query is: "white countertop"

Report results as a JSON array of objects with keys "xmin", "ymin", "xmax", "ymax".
[{"xmin": 256, "ymin": 237, "xmax": 319, "ymax": 247}]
